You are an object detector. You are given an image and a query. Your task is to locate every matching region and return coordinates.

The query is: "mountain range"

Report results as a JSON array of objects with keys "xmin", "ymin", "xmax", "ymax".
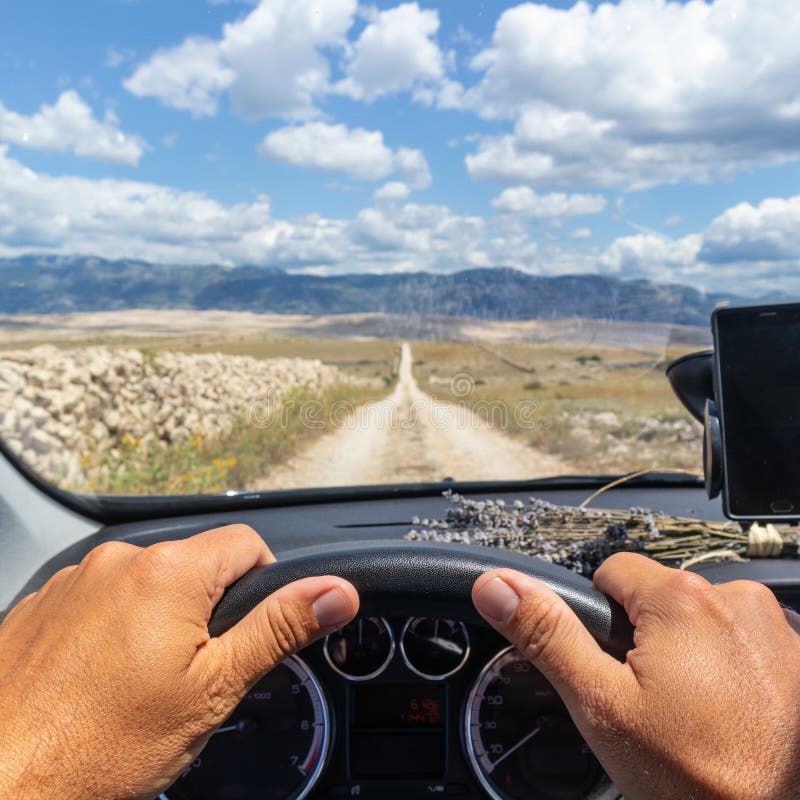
[{"xmin": 0, "ymin": 254, "xmax": 770, "ymax": 326}]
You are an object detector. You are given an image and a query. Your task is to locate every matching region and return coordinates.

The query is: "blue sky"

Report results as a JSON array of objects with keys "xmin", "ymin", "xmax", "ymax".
[{"xmin": 1, "ymin": 0, "xmax": 799, "ymax": 293}]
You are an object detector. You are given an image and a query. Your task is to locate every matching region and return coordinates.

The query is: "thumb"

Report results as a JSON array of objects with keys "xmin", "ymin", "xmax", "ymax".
[
  {"xmin": 472, "ymin": 569, "xmax": 624, "ymax": 709},
  {"xmin": 209, "ymin": 575, "xmax": 359, "ymax": 695}
]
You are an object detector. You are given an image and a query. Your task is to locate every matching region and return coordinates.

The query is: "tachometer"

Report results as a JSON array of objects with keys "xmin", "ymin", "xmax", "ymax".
[
  {"xmin": 324, "ymin": 616, "xmax": 394, "ymax": 680},
  {"xmin": 464, "ymin": 646, "xmax": 619, "ymax": 800},
  {"xmin": 162, "ymin": 655, "xmax": 329, "ymax": 800}
]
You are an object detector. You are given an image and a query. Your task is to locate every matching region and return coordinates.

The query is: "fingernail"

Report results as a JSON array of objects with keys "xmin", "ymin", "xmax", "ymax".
[
  {"xmin": 313, "ymin": 586, "xmax": 354, "ymax": 629},
  {"xmin": 474, "ymin": 577, "xmax": 520, "ymax": 624}
]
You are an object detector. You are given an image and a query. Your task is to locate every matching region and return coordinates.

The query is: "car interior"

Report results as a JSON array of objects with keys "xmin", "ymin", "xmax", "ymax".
[
  {"xmin": 3, "ymin": 436, "xmax": 800, "ymax": 800},
  {"xmin": 2, "ymin": 2, "xmax": 800, "ymax": 799}
]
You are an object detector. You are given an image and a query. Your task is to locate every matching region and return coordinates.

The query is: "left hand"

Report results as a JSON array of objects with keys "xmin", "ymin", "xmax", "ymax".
[{"xmin": 0, "ymin": 524, "xmax": 359, "ymax": 800}]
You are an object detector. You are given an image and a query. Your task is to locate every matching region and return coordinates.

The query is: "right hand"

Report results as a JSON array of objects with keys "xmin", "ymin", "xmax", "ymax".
[{"xmin": 472, "ymin": 553, "xmax": 800, "ymax": 800}]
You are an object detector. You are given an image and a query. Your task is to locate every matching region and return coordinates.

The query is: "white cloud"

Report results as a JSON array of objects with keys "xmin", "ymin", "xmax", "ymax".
[
  {"xmin": 0, "ymin": 145, "xmax": 344, "ymax": 266},
  {"xmin": 0, "ymin": 91, "xmax": 146, "ymax": 165},
  {"xmin": 700, "ymin": 196, "xmax": 800, "ymax": 265},
  {"xmin": 374, "ymin": 181, "xmax": 411, "ymax": 202},
  {"xmin": 0, "ymin": 147, "xmax": 515, "ymax": 273},
  {"xmin": 5, "ymin": 142, "xmax": 800, "ymax": 293},
  {"xmin": 597, "ymin": 196, "xmax": 800, "ymax": 292},
  {"xmin": 392, "ymin": 146, "xmax": 431, "ymax": 189},
  {"xmin": 336, "ymin": 3, "xmax": 446, "ymax": 101},
  {"xmin": 492, "ymin": 186, "xmax": 606, "ymax": 219},
  {"xmin": 125, "ymin": 0, "xmax": 456, "ymax": 118},
  {"xmin": 460, "ymin": 0, "xmax": 800, "ymax": 190},
  {"xmin": 259, "ymin": 122, "xmax": 393, "ymax": 181},
  {"xmin": 125, "ymin": 0, "xmax": 356, "ymax": 120},
  {"xmin": 259, "ymin": 122, "xmax": 431, "ymax": 187},
  {"xmin": 124, "ymin": 37, "xmax": 235, "ymax": 117},
  {"xmin": 465, "ymin": 104, "xmax": 762, "ymax": 191},
  {"xmin": 570, "ymin": 227, "xmax": 592, "ymax": 240},
  {"xmin": 599, "ymin": 233, "xmax": 702, "ymax": 277},
  {"xmin": 220, "ymin": 0, "xmax": 355, "ymax": 119}
]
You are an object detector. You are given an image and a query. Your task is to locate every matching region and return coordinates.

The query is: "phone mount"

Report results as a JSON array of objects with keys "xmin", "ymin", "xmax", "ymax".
[{"xmin": 665, "ymin": 350, "xmax": 723, "ymax": 499}]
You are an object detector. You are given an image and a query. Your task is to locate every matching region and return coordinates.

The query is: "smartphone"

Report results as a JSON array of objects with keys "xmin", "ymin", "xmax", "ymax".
[{"xmin": 712, "ymin": 302, "xmax": 800, "ymax": 520}]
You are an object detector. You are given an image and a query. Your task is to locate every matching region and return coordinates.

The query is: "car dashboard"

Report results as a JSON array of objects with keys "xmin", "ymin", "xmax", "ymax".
[
  {"xmin": 161, "ymin": 615, "xmax": 615, "ymax": 800},
  {"xmin": 5, "ymin": 478, "xmax": 800, "ymax": 800}
]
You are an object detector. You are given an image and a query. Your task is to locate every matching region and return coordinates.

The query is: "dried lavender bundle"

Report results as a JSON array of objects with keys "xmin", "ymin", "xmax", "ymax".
[{"xmin": 405, "ymin": 491, "xmax": 800, "ymax": 576}]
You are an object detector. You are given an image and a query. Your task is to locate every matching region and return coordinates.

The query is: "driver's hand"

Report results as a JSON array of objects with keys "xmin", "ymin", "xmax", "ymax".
[
  {"xmin": 0, "ymin": 525, "xmax": 359, "ymax": 800},
  {"xmin": 472, "ymin": 553, "xmax": 800, "ymax": 800}
]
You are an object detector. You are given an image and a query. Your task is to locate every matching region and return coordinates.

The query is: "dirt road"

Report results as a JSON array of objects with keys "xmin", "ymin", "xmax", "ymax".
[{"xmin": 259, "ymin": 343, "xmax": 569, "ymax": 490}]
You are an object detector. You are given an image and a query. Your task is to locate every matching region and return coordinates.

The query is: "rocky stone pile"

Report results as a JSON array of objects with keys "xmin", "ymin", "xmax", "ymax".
[
  {"xmin": 556, "ymin": 409, "xmax": 702, "ymax": 472},
  {"xmin": 0, "ymin": 346, "xmax": 369, "ymax": 489}
]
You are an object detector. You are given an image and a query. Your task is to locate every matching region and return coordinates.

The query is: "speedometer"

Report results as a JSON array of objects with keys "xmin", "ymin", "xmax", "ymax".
[
  {"xmin": 162, "ymin": 655, "xmax": 329, "ymax": 800},
  {"xmin": 464, "ymin": 646, "xmax": 619, "ymax": 800}
]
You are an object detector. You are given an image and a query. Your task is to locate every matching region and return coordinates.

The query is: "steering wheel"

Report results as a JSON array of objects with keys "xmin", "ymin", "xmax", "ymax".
[{"xmin": 209, "ymin": 541, "xmax": 634, "ymax": 660}]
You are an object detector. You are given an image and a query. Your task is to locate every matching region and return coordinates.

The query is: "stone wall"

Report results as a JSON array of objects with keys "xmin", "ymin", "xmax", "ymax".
[{"xmin": 0, "ymin": 346, "xmax": 369, "ymax": 489}]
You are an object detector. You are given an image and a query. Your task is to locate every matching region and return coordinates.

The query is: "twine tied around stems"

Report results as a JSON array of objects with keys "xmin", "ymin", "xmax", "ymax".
[{"xmin": 747, "ymin": 523, "xmax": 785, "ymax": 558}]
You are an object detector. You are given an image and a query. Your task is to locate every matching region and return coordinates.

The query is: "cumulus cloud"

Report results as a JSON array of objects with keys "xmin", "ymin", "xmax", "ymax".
[
  {"xmin": 125, "ymin": 0, "xmax": 356, "ymax": 119},
  {"xmin": 0, "ymin": 145, "xmax": 292, "ymax": 265},
  {"xmin": 460, "ymin": 0, "xmax": 800, "ymax": 190},
  {"xmin": 259, "ymin": 122, "xmax": 431, "ymax": 187},
  {"xmin": 124, "ymin": 37, "xmax": 235, "ymax": 117},
  {"xmin": 392, "ymin": 146, "xmax": 432, "ymax": 189},
  {"xmin": 259, "ymin": 122, "xmax": 392, "ymax": 181},
  {"xmin": 599, "ymin": 233, "xmax": 702, "ymax": 277},
  {"xmin": 700, "ymin": 197, "xmax": 800, "ymax": 265},
  {"xmin": 597, "ymin": 196, "xmax": 800, "ymax": 292},
  {"xmin": 0, "ymin": 147, "xmax": 516, "ymax": 273},
  {"xmin": 336, "ymin": 3, "xmax": 446, "ymax": 101},
  {"xmin": 6, "ymin": 139, "xmax": 800, "ymax": 292},
  {"xmin": 0, "ymin": 90, "xmax": 147, "ymax": 165},
  {"xmin": 374, "ymin": 181, "xmax": 411, "ymax": 202},
  {"xmin": 125, "ymin": 0, "xmax": 456, "ymax": 119},
  {"xmin": 492, "ymin": 186, "xmax": 606, "ymax": 219}
]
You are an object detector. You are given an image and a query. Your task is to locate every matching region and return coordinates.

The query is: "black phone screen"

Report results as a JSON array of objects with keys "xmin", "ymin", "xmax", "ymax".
[{"xmin": 715, "ymin": 304, "xmax": 800, "ymax": 518}]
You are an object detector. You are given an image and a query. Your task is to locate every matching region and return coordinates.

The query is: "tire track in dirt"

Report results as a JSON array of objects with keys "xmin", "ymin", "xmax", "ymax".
[{"xmin": 258, "ymin": 342, "xmax": 569, "ymax": 490}]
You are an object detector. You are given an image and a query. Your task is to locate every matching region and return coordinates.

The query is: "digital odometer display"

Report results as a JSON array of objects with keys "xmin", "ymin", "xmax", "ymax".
[
  {"xmin": 353, "ymin": 684, "xmax": 443, "ymax": 729},
  {"xmin": 162, "ymin": 656, "xmax": 329, "ymax": 800},
  {"xmin": 465, "ymin": 647, "xmax": 619, "ymax": 800},
  {"xmin": 349, "ymin": 684, "xmax": 446, "ymax": 779}
]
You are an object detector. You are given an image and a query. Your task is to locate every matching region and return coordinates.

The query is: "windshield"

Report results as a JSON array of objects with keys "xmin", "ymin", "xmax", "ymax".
[{"xmin": 1, "ymin": 0, "xmax": 794, "ymax": 497}]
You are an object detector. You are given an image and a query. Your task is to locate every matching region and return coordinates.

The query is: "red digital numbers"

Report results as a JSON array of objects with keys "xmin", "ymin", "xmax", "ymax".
[{"xmin": 400, "ymin": 695, "xmax": 441, "ymax": 726}]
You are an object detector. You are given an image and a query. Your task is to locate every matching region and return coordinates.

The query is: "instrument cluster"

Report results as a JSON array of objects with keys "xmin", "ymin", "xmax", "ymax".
[{"xmin": 162, "ymin": 617, "xmax": 619, "ymax": 800}]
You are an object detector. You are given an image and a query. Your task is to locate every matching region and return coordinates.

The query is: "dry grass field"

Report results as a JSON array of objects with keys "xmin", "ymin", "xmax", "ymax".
[{"xmin": 413, "ymin": 340, "xmax": 703, "ymax": 474}]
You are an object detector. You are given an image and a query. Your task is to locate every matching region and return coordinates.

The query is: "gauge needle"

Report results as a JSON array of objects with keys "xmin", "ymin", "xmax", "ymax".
[
  {"xmin": 489, "ymin": 725, "xmax": 541, "ymax": 772},
  {"xmin": 429, "ymin": 636, "xmax": 463, "ymax": 655},
  {"xmin": 213, "ymin": 723, "xmax": 241, "ymax": 735},
  {"xmin": 213, "ymin": 718, "xmax": 255, "ymax": 735}
]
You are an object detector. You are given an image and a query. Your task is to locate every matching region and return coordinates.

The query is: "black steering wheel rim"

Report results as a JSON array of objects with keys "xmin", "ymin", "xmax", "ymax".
[{"xmin": 209, "ymin": 541, "xmax": 634, "ymax": 660}]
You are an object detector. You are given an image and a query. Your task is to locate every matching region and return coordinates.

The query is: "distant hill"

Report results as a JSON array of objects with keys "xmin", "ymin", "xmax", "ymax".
[{"xmin": 0, "ymin": 254, "xmax": 763, "ymax": 325}]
